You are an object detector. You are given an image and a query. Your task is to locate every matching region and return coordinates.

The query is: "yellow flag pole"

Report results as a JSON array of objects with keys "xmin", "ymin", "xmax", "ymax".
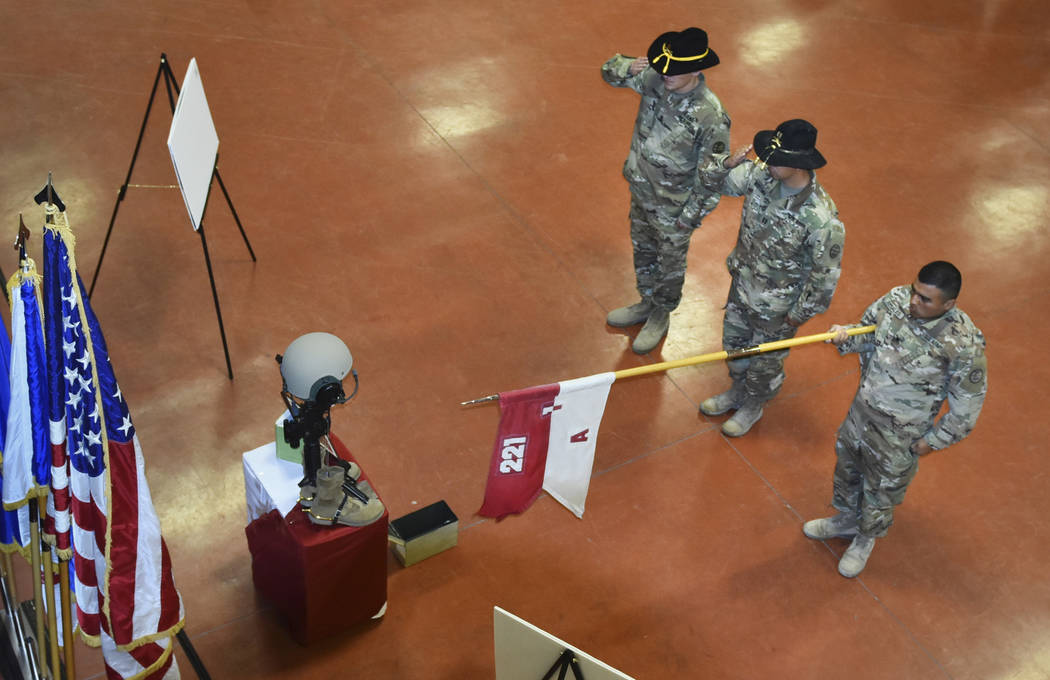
[
  {"xmin": 38, "ymin": 497, "xmax": 60, "ymax": 680},
  {"xmin": 461, "ymin": 325, "xmax": 875, "ymax": 405},
  {"xmin": 27, "ymin": 501, "xmax": 47, "ymax": 679},
  {"xmin": 59, "ymin": 560, "xmax": 75, "ymax": 679},
  {"xmin": 613, "ymin": 324, "xmax": 876, "ymax": 379}
]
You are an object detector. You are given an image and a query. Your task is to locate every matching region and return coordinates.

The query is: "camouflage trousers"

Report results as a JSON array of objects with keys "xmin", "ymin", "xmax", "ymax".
[
  {"xmin": 721, "ymin": 281, "xmax": 798, "ymax": 403},
  {"xmin": 629, "ymin": 196, "xmax": 696, "ymax": 311},
  {"xmin": 831, "ymin": 401, "xmax": 920, "ymax": 537}
]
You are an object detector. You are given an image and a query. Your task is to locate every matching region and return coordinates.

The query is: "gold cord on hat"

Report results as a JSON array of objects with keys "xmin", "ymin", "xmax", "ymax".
[
  {"xmin": 652, "ymin": 43, "xmax": 710, "ymax": 74},
  {"xmin": 755, "ymin": 131, "xmax": 782, "ymax": 170}
]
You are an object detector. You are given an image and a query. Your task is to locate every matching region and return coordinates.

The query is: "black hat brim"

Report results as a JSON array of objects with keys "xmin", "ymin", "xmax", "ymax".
[
  {"xmin": 753, "ymin": 129, "xmax": 827, "ymax": 170},
  {"xmin": 647, "ymin": 32, "xmax": 720, "ymax": 76}
]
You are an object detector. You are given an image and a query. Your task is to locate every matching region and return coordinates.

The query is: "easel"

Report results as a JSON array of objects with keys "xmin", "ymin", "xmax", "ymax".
[
  {"xmin": 90, "ymin": 53, "xmax": 256, "ymax": 380},
  {"xmin": 542, "ymin": 649, "xmax": 586, "ymax": 680}
]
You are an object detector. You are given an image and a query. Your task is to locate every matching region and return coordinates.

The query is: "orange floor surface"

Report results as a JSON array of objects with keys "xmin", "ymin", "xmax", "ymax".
[{"xmin": 2, "ymin": 1, "xmax": 1049, "ymax": 678}]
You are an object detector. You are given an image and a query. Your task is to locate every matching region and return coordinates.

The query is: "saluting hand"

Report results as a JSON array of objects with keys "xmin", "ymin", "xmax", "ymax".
[
  {"xmin": 724, "ymin": 144, "xmax": 753, "ymax": 169},
  {"xmin": 628, "ymin": 57, "xmax": 649, "ymax": 75}
]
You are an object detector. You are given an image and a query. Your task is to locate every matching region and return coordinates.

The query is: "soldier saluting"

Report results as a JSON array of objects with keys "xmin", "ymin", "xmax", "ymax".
[
  {"xmin": 805, "ymin": 261, "xmax": 988, "ymax": 577},
  {"xmin": 602, "ymin": 27, "xmax": 731, "ymax": 355},
  {"xmin": 699, "ymin": 119, "xmax": 845, "ymax": 436}
]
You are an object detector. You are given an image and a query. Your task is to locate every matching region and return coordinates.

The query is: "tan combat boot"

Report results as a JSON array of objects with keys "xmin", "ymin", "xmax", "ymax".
[
  {"xmin": 699, "ymin": 382, "xmax": 746, "ymax": 416},
  {"xmin": 721, "ymin": 399, "xmax": 764, "ymax": 437},
  {"xmin": 308, "ymin": 465, "xmax": 385, "ymax": 527},
  {"xmin": 607, "ymin": 299, "xmax": 654, "ymax": 327},
  {"xmin": 838, "ymin": 534, "xmax": 876, "ymax": 578},
  {"xmin": 299, "ymin": 460, "xmax": 361, "ymax": 509},
  {"xmin": 632, "ymin": 308, "xmax": 670, "ymax": 354},
  {"xmin": 802, "ymin": 512, "xmax": 859, "ymax": 540}
]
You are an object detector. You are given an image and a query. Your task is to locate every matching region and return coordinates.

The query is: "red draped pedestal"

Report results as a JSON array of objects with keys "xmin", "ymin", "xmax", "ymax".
[{"xmin": 244, "ymin": 435, "xmax": 387, "ymax": 645}]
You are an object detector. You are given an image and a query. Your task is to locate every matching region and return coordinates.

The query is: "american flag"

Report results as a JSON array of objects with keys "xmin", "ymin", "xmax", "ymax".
[{"xmin": 43, "ymin": 212, "xmax": 184, "ymax": 679}]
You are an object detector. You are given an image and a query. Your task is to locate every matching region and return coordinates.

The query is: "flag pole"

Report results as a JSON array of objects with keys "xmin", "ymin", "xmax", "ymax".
[
  {"xmin": 27, "ymin": 502, "xmax": 48, "ymax": 678},
  {"xmin": 59, "ymin": 560, "xmax": 75, "ymax": 678},
  {"xmin": 2, "ymin": 551, "xmax": 17, "ymax": 608},
  {"xmin": 460, "ymin": 325, "xmax": 876, "ymax": 405},
  {"xmin": 38, "ymin": 516, "xmax": 60, "ymax": 680},
  {"xmin": 613, "ymin": 325, "xmax": 876, "ymax": 380},
  {"xmin": 37, "ymin": 496, "xmax": 61, "ymax": 680}
]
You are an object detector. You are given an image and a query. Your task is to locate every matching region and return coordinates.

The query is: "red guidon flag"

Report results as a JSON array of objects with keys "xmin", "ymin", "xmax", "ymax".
[{"xmin": 478, "ymin": 372, "xmax": 614, "ymax": 519}]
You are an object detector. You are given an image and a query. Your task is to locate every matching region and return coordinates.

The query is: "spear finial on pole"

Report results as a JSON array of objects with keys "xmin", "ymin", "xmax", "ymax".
[{"xmin": 460, "ymin": 394, "xmax": 499, "ymax": 407}]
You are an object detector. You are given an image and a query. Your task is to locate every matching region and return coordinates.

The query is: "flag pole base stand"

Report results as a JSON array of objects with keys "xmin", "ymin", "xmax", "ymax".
[
  {"xmin": 17, "ymin": 598, "xmax": 66, "ymax": 680},
  {"xmin": 0, "ymin": 601, "xmax": 37, "ymax": 680},
  {"xmin": 9, "ymin": 600, "xmax": 213, "ymax": 680}
]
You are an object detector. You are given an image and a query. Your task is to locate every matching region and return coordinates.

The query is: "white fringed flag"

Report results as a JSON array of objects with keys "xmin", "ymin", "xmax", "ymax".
[{"xmin": 1, "ymin": 261, "xmax": 50, "ymax": 553}]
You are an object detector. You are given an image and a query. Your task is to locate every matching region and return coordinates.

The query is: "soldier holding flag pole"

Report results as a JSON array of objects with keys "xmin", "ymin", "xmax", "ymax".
[
  {"xmin": 804, "ymin": 261, "xmax": 987, "ymax": 578},
  {"xmin": 471, "ymin": 325, "xmax": 875, "ymax": 519}
]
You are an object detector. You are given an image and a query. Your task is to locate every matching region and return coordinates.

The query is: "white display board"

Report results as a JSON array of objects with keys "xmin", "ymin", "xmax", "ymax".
[
  {"xmin": 493, "ymin": 607, "xmax": 634, "ymax": 680},
  {"xmin": 167, "ymin": 58, "xmax": 220, "ymax": 231}
]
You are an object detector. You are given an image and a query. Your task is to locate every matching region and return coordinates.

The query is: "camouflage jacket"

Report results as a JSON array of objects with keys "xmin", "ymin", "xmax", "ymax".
[
  {"xmin": 838, "ymin": 286, "xmax": 988, "ymax": 449},
  {"xmin": 601, "ymin": 54, "xmax": 731, "ymax": 226},
  {"xmin": 702, "ymin": 157, "xmax": 844, "ymax": 324}
]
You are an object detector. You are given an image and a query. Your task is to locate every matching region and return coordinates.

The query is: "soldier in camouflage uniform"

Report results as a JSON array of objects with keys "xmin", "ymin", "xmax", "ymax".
[
  {"xmin": 699, "ymin": 119, "xmax": 844, "ymax": 436},
  {"xmin": 804, "ymin": 261, "xmax": 987, "ymax": 578},
  {"xmin": 602, "ymin": 27, "xmax": 731, "ymax": 354}
]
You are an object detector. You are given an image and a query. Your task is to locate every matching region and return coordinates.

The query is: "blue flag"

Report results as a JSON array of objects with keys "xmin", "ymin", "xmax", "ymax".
[{"xmin": 1, "ymin": 263, "xmax": 50, "ymax": 553}]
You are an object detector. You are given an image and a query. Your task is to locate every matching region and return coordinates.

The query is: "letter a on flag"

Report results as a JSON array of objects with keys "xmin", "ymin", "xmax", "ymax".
[{"xmin": 478, "ymin": 372, "xmax": 614, "ymax": 519}]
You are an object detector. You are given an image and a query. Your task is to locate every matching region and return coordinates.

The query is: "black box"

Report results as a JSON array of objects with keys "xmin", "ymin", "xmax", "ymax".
[{"xmin": 388, "ymin": 501, "xmax": 458, "ymax": 566}]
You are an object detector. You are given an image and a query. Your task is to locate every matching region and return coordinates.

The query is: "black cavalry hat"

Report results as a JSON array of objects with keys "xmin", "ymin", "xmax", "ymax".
[
  {"xmin": 753, "ymin": 119, "xmax": 827, "ymax": 169},
  {"xmin": 647, "ymin": 28, "xmax": 720, "ymax": 76}
]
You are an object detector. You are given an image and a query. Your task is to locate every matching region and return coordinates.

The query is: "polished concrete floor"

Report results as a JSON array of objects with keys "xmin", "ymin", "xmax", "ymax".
[{"xmin": 2, "ymin": 1, "xmax": 1049, "ymax": 678}]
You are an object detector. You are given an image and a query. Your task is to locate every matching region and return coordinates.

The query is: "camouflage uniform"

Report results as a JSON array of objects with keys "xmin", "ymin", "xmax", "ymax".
[
  {"xmin": 832, "ymin": 286, "xmax": 987, "ymax": 536},
  {"xmin": 601, "ymin": 54, "xmax": 731, "ymax": 311},
  {"xmin": 700, "ymin": 158, "xmax": 844, "ymax": 402}
]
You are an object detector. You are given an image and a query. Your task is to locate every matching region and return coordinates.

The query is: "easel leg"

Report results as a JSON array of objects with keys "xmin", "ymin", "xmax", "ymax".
[
  {"xmin": 197, "ymin": 224, "xmax": 234, "ymax": 380},
  {"xmin": 176, "ymin": 629, "xmax": 212, "ymax": 680},
  {"xmin": 90, "ymin": 55, "xmax": 169, "ymax": 298},
  {"xmin": 213, "ymin": 171, "xmax": 256, "ymax": 262},
  {"xmin": 541, "ymin": 649, "xmax": 585, "ymax": 680}
]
